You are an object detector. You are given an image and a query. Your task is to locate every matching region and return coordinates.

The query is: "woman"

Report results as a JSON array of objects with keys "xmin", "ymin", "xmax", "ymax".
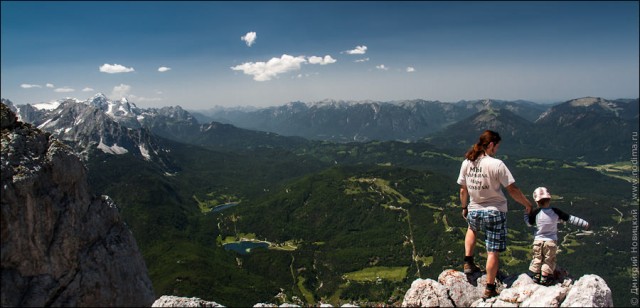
[{"xmin": 456, "ymin": 130, "xmax": 532, "ymax": 299}]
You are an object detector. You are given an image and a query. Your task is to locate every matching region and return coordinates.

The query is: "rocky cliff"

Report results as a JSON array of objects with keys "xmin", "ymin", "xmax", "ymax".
[{"xmin": 1, "ymin": 103, "xmax": 155, "ymax": 306}]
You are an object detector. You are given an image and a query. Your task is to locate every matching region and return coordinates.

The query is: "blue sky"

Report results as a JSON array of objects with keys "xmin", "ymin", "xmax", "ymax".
[{"xmin": 1, "ymin": 1, "xmax": 638, "ymax": 109}]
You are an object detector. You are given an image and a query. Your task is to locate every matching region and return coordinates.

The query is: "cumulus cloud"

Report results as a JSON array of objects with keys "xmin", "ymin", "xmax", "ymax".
[
  {"xmin": 376, "ymin": 64, "xmax": 388, "ymax": 71},
  {"xmin": 355, "ymin": 58, "xmax": 370, "ymax": 63},
  {"xmin": 345, "ymin": 45, "xmax": 367, "ymax": 55},
  {"xmin": 308, "ymin": 55, "xmax": 337, "ymax": 65},
  {"xmin": 406, "ymin": 67, "xmax": 415, "ymax": 72},
  {"xmin": 241, "ymin": 31, "xmax": 257, "ymax": 47},
  {"xmin": 82, "ymin": 87, "xmax": 94, "ymax": 92},
  {"xmin": 46, "ymin": 83, "xmax": 54, "ymax": 88},
  {"xmin": 158, "ymin": 66, "xmax": 171, "ymax": 72},
  {"xmin": 20, "ymin": 84, "xmax": 42, "ymax": 89},
  {"xmin": 54, "ymin": 87, "xmax": 75, "ymax": 93},
  {"xmin": 99, "ymin": 63, "xmax": 135, "ymax": 74},
  {"xmin": 231, "ymin": 54, "xmax": 307, "ymax": 81},
  {"xmin": 111, "ymin": 83, "xmax": 132, "ymax": 99}
]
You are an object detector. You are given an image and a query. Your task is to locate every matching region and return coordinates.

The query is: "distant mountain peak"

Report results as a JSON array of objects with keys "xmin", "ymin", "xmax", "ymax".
[{"xmin": 568, "ymin": 97, "xmax": 605, "ymax": 107}]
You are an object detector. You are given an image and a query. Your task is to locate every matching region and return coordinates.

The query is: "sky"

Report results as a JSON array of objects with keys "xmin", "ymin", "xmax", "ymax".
[{"xmin": 1, "ymin": 1, "xmax": 638, "ymax": 109}]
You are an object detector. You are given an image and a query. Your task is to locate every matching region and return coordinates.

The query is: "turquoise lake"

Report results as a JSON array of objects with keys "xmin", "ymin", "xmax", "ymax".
[{"xmin": 223, "ymin": 241, "xmax": 269, "ymax": 254}]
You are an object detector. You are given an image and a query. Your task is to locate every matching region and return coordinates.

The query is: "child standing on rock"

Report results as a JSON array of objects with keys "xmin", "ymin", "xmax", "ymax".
[{"xmin": 525, "ymin": 187, "xmax": 590, "ymax": 286}]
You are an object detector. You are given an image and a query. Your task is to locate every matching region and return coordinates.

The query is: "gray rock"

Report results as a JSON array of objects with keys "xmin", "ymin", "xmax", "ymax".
[
  {"xmin": 152, "ymin": 295, "xmax": 225, "ymax": 307},
  {"xmin": 401, "ymin": 278, "xmax": 454, "ymax": 307},
  {"xmin": 1, "ymin": 103, "xmax": 155, "ymax": 306},
  {"xmin": 561, "ymin": 274, "xmax": 613, "ymax": 307},
  {"xmin": 403, "ymin": 269, "xmax": 613, "ymax": 307}
]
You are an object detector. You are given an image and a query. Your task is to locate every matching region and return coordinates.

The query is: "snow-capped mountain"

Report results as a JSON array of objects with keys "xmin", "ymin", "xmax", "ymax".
[{"xmin": 9, "ymin": 94, "xmax": 176, "ymax": 170}]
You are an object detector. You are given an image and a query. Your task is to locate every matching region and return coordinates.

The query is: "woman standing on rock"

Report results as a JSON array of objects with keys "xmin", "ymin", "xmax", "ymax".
[{"xmin": 456, "ymin": 130, "xmax": 532, "ymax": 299}]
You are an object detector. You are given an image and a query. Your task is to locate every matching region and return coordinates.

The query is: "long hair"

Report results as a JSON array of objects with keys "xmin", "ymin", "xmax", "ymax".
[{"xmin": 464, "ymin": 130, "xmax": 502, "ymax": 161}]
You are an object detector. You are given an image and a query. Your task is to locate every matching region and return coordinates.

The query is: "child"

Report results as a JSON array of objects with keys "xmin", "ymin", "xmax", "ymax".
[{"xmin": 524, "ymin": 187, "xmax": 590, "ymax": 286}]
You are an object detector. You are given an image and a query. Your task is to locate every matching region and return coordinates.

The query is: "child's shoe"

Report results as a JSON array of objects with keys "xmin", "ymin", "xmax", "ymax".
[
  {"xmin": 539, "ymin": 275, "xmax": 553, "ymax": 286},
  {"xmin": 532, "ymin": 272, "xmax": 541, "ymax": 284}
]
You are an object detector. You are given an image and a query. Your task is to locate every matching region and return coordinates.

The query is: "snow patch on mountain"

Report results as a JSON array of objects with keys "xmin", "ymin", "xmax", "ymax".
[
  {"xmin": 97, "ymin": 138, "xmax": 129, "ymax": 155},
  {"xmin": 139, "ymin": 145, "xmax": 151, "ymax": 160},
  {"xmin": 32, "ymin": 100, "xmax": 62, "ymax": 110}
]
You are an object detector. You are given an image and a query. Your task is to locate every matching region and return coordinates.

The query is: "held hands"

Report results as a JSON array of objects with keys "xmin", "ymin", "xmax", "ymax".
[{"xmin": 525, "ymin": 204, "xmax": 532, "ymax": 215}]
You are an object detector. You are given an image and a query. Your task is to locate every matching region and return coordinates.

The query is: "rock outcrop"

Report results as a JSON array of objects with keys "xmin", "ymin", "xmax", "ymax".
[
  {"xmin": 1, "ymin": 103, "xmax": 155, "ymax": 306},
  {"xmin": 402, "ymin": 269, "xmax": 613, "ymax": 307},
  {"xmin": 152, "ymin": 295, "xmax": 224, "ymax": 307}
]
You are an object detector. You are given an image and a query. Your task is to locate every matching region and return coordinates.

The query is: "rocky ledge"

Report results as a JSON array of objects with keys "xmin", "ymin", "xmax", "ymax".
[
  {"xmin": 154, "ymin": 269, "xmax": 612, "ymax": 307},
  {"xmin": 402, "ymin": 269, "xmax": 612, "ymax": 307}
]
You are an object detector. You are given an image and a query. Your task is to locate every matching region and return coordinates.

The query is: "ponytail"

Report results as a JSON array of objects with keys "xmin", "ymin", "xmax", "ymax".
[{"xmin": 464, "ymin": 130, "xmax": 502, "ymax": 161}]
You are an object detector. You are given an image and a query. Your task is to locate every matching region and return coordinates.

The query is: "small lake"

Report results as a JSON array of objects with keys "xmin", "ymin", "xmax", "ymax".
[
  {"xmin": 212, "ymin": 202, "xmax": 239, "ymax": 213},
  {"xmin": 223, "ymin": 241, "xmax": 269, "ymax": 254}
]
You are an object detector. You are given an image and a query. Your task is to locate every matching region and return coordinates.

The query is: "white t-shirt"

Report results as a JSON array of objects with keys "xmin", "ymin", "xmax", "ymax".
[{"xmin": 457, "ymin": 154, "xmax": 515, "ymax": 213}]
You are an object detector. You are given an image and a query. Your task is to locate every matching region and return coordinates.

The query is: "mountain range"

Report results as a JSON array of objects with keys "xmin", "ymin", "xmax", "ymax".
[
  {"xmin": 6, "ymin": 95, "xmax": 637, "ymax": 165},
  {"xmin": 194, "ymin": 99, "xmax": 548, "ymax": 143},
  {"xmin": 200, "ymin": 96, "xmax": 638, "ymax": 163}
]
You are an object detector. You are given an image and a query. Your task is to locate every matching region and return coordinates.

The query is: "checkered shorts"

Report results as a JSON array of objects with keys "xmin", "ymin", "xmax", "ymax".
[{"xmin": 467, "ymin": 210, "xmax": 507, "ymax": 252}]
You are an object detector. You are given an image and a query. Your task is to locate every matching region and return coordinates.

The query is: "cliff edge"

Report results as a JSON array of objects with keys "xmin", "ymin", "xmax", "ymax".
[{"xmin": 1, "ymin": 103, "xmax": 155, "ymax": 306}]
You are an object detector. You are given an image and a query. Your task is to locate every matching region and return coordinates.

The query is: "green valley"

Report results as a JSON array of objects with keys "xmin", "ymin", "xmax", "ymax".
[{"xmin": 85, "ymin": 137, "xmax": 636, "ymax": 306}]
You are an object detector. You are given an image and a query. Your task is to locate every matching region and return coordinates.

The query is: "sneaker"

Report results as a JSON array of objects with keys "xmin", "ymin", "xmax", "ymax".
[
  {"xmin": 532, "ymin": 273, "xmax": 541, "ymax": 284},
  {"xmin": 539, "ymin": 275, "xmax": 553, "ymax": 286},
  {"xmin": 463, "ymin": 261, "xmax": 481, "ymax": 274},
  {"xmin": 482, "ymin": 287, "xmax": 499, "ymax": 299}
]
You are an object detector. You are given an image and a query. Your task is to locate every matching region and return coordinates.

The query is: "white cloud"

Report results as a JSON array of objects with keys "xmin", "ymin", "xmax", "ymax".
[
  {"xmin": 99, "ymin": 63, "xmax": 135, "ymax": 74},
  {"xmin": 54, "ymin": 87, "xmax": 75, "ymax": 93},
  {"xmin": 376, "ymin": 64, "xmax": 388, "ymax": 71},
  {"xmin": 231, "ymin": 54, "xmax": 307, "ymax": 81},
  {"xmin": 241, "ymin": 31, "xmax": 257, "ymax": 47},
  {"xmin": 111, "ymin": 84, "xmax": 132, "ymax": 99},
  {"xmin": 355, "ymin": 58, "xmax": 370, "ymax": 63},
  {"xmin": 158, "ymin": 66, "xmax": 171, "ymax": 72},
  {"xmin": 308, "ymin": 55, "xmax": 337, "ymax": 65},
  {"xmin": 345, "ymin": 45, "xmax": 367, "ymax": 55},
  {"xmin": 20, "ymin": 84, "xmax": 42, "ymax": 89},
  {"xmin": 46, "ymin": 83, "xmax": 54, "ymax": 88},
  {"xmin": 406, "ymin": 67, "xmax": 415, "ymax": 72},
  {"xmin": 82, "ymin": 87, "xmax": 94, "ymax": 92}
]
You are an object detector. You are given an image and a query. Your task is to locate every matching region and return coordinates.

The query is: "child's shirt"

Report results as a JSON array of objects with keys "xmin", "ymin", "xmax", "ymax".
[{"xmin": 524, "ymin": 207, "xmax": 589, "ymax": 241}]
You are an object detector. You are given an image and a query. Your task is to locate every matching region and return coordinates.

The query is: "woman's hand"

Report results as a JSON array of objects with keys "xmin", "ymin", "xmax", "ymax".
[{"xmin": 462, "ymin": 208, "xmax": 468, "ymax": 220}]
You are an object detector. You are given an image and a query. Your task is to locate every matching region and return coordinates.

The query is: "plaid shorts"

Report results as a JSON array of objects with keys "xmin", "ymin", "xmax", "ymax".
[{"xmin": 467, "ymin": 210, "xmax": 507, "ymax": 252}]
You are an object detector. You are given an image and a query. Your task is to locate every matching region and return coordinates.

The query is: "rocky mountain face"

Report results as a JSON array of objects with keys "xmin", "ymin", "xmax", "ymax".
[
  {"xmin": 10, "ymin": 94, "xmax": 311, "ymax": 156},
  {"xmin": 10, "ymin": 94, "xmax": 177, "ymax": 171},
  {"xmin": 198, "ymin": 99, "xmax": 547, "ymax": 142},
  {"xmin": 0, "ymin": 103, "xmax": 155, "ymax": 306}
]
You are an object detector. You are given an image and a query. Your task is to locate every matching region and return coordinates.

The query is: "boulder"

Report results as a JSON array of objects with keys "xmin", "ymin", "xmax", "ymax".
[
  {"xmin": 152, "ymin": 295, "xmax": 224, "ymax": 307},
  {"xmin": 561, "ymin": 275, "xmax": 613, "ymax": 307},
  {"xmin": 402, "ymin": 278, "xmax": 454, "ymax": 307}
]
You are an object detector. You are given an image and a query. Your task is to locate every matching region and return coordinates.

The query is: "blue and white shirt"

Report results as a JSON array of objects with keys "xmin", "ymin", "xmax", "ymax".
[{"xmin": 524, "ymin": 207, "xmax": 589, "ymax": 241}]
